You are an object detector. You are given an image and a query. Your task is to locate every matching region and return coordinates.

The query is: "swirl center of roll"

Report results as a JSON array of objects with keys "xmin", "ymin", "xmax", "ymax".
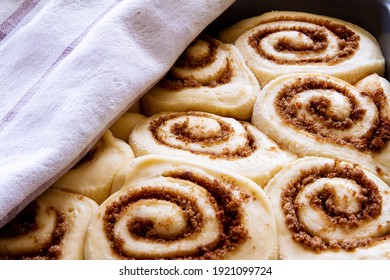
[
  {"xmin": 103, "ymin": 170, "xmax": 248, "ymax": 259},
  {"xmin": 0, "ymin": 202, "xmax": 67, "ymax": 260},
  {"xmin": 159, "ymin": 35, "xmax": 232, "ymax": 89},
  {"xmin": 274, "ymin": 76, "xmax": 390, "ymax": 151},
  {"xmin": 247, "ymin": 16, "xmax": 359, "ymax": 65},
  {"xmin": 281, "ymin": 160, "xmax": 388, "ymax": 251},
  {"xmin": 172, "ymin": 116, "xmax": 222, "ymax": 140},
  {"xmin": 182, "ymin": 39, "xmax": 213, "ymax": 66},
  {"xmin": 310, "ymin": 179, "xmax": 363, "ymax": 215},
  {"xmin": 149, "ymin": 112, "xmax": 257, "ymax": 159},
  {"xmin": 126, "ymin": 200, "xmax": 188, "ymax": 239}
]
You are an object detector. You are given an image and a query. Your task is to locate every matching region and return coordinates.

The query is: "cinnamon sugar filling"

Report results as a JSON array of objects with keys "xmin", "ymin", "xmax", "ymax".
[
  {"xmin": 176, "ymin": 35, "xmax": 220, "ymax": 68},
  {"xmin": 362, "ymin": 88, "xmax": 390, "ymax": 151},
  {"xmin": 281, "ymin": 160, "xmax": 388, "ymax": 252},
  {"xmin": 275, "ymin": 77, "xmax": 389, "ymax": 152},
  {"xmin": 159, "ymin": 35, "xmax": 233, "ymax": 89},
  {"xmin": 103, "ymin": 170, "xmax": 248, "ymax": 259},
  {"xmin": 248, "ymin": 15, "xmax": 359, "ymax": 64},
  {"xmin": 149, "ymin": 112, "xmax": 257, "ymax": 159},
  {"xmin": 0, "ymin": 203, "xmax": 67, "ymax": 260}
]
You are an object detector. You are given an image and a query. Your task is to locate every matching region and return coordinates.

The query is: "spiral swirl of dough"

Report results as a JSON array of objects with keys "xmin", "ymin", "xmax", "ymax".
[
  {"xmin": 129, "ymin": 111, "xmax": 296, "ymax": 187},
  {"xmin": 141, "ymin": 35, "xmax": 260, "ymax": 120},
  {"xmin": 219, "ymin": 11, "xmax": 384, "ymax": 86},
  {"xmin": 264, "ymin": 157, "xmax": 390, "ymax": 259},
  {"xmin": 84, "ymin": 155, "xmax": 277, "ymax": 260},
  {"xmin": 0, "ymin": 189, "xmax": 98, "ymax": 260},
  {"xmin": 252, "ymin": 73, "xmax": 390, "ymax": 184}
]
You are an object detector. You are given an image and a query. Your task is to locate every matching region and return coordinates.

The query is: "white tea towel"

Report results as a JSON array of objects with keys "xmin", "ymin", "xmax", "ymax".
[{"xmin": 0, "ymin": 0, "xmax": 235, "ymax": 227}]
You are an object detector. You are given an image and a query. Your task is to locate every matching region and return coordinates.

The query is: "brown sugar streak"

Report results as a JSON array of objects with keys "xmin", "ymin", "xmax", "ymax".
[
  {"xmin": 149, "ymin": 112, "xmax": 257, "ymax": 159},
  {"xmin": 248, "ymin": 15, "xmax": 359, "ymax": 65},
  {"xmin": 281, "ymin": 159, "xmax": 388, "ymax": 252},
  {"xmin": 103, "ymin": 170, "xmax": 248, "ymax": 259},
  {"xmin": 275, "ymin": 77, "xmax": 389, "ymax": 152},
  {"xmin": 159, "ymin": 35, "xmax": 233, "ymax": 90},
  {"xmin": 0, "ymin": 203, "xmax": 67, "ymax": 260}
]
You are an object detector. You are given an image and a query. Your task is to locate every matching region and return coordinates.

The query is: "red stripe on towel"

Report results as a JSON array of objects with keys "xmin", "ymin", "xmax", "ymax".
[
  {"xmin": 0, "ymin": 0, "xmax": 122, "ymax": 131},
  {"xmin": 0, "ymin": 0, "xmax": 41, "ymax": 41}
]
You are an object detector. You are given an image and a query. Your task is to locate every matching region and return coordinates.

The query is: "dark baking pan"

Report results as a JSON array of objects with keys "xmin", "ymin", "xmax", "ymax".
[{"xmin": 207, "ymin": 0, "xmax": 390, "ymax": 79}]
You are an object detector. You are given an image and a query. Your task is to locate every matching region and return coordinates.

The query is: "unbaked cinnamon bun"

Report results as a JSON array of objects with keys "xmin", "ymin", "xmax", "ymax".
[
  {"xmin": 84, "ymin": 154, "xmax": 277, "ymax": 259},
  {"xmin": 220, "ymin": 11, "xmax": 385, "ymax": 86},
  {"xmin": 0, "ymin": 189, "xmax": 98, "ymax": 260},
  {"xmin": 128, "ymin": 111, "xmax": 297, "ymax": 187},
  {"xmin": 251, "ymin": 73, "xmax": 390, "ymax": 184},
  {"xmin": 264, "ymin": 157, "xmax": 390, "ymax": 259},
  {"xmin": 141, "ymin": 35, "xmax": 260, "ymax": 120}
]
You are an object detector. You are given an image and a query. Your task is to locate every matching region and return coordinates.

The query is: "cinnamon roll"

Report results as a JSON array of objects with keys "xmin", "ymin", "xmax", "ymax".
[
  {"xmin": 110, "ymin": 112, "xmax": 147, "ymax": 142},
  {"xmin": 128, "ymin": 111, "xmax": 297, "ymax": 187},
  {"xmin": 264, "ymin": 157, "xmax": 390, "ymax": 259},
  {"xmin": 140, "ymin": 35, "xmax": 260, "ymax": 120},
  {"xmin": 0, "ymin": 189, "xmax": 98, "ymax": 260},
  {"xmin": 52, "ymin": 130, "xmax": 135, "ymax": 204},
  {"xmin": 84, "ymin": 154, "xmax": 277, "ymax": 259},
  {"xmin": 251, "ymin": 73, "xmax": 390, "ymax": 184},
  {"xmin": 219, "ymin": 11, "xmax": 385, "ymax": 86},
  {"xmin": 354, "ymin": 74, "xmax": 390, "ymax": 177}
]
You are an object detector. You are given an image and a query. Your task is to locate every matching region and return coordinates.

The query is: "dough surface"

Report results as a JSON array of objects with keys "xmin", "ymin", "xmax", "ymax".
[
  {"xmin": 141, "ymin": 35, "xmax": 260, "ymax": 120},
  {"xmin": 0, "ymin": 189, "xmax": 98, "ymax": 260},
  {"xmin": 84, "ymin": 154, "xmax": 277, "ymax": 260},
  {"xmin": 129, "ymin": 111, "xmax": 297, "ymax": 187},
  {"xmin": 220, "ymin": 11, "xmax": 385, "ymax": 86},
  {"xmin": 52, "ymin": 130, "xmax": 135, "ymax": 204},
  {"xmin": 265, "ymin": 157, "xmax": 390, "ymax": 259},
  {"xmin": 252, "ymin": 73, "xmax": 390, "ymax": 184}
]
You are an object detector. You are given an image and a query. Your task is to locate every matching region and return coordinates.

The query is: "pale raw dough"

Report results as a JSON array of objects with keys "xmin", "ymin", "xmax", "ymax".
[
  {"xmin": 0, "ymin": 189, "xmax": 98, "ymax": 260},
  {"xmin": 52, "ymin": 130, "xmax": 135, "ymax": 204},
  {"xmin": 141, "ymin": 36, "xmax": 260, "ymax": 120},
  {"xmin": 110, "ymin": 112, "xmax": 147, "ymax": 142},
  {"xmin": 251, "ymin": 73, "xmax": 390, "ymax": 184},
  {"xmin": 84, "ymin": 154, "xmax": 277, "ymax": 260},
  {"xmin": 220, "ymin": 11, "xmax": 385, "ymax": 86},
  {"xmin": 128, "ymin": 111, "xmax": 297, "ymax": 187},
  {"xmin": 264, "ymin": 157, "xmax": 390, "ymax": 259}
]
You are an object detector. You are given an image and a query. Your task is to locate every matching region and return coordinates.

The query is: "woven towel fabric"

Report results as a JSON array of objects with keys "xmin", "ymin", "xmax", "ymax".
[{"xmin": 0, "ymin": 0, "xmax": 234, "ymax": 227}]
